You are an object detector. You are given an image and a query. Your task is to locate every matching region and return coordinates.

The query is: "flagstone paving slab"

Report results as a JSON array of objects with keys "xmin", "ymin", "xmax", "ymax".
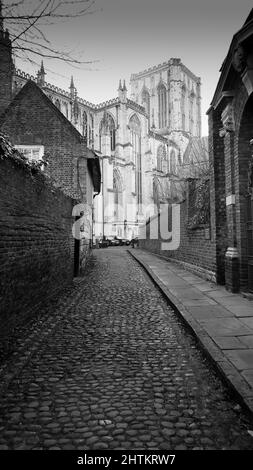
[
  {"xmin": 223, "ymin": 350, "xmax": 253, "ymax": 371},
  {"xmin": 212, "ymin": 337, "xmax": 248, "ymax": 350}
]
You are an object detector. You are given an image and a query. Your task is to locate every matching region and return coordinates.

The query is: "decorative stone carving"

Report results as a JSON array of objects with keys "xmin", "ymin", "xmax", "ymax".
[{"xmin": 232, "ymin": 44, "xmax": 246, "ymax": 73}]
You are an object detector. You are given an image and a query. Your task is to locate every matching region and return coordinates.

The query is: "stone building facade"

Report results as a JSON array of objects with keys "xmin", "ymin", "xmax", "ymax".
[
  {"xmin": 130, "ymin": 58, "xmax": 201, "ymax": 137},
  {"xmin": 207, "ymin": 9, "xmax": 253, "ymax": 294}
]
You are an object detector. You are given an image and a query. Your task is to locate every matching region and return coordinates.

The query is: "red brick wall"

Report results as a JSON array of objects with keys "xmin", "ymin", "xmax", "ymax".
[
  {"xmin": 0, "ymin": 157, "xmax": 76, "ymax": 325},
  {"xmin": 139, "ymin": 200, "xmax": 216, "ymax": 280}
]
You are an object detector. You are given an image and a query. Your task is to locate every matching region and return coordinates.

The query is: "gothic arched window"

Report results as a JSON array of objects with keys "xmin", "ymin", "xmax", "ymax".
[
  {"xmin": 153, "ymin": 177, "xmax": 160, "ymax": 212},
  {"xmin": 63, "ymin": 102, "xmax": 68, "ymax": 118},
  {"xmin": 82, "ymin": 110, "xmax": 87, "ymax": 137},
  {"xmin": 129, "ymin": 114, "xmax": 142, "ymax": 205},
  {"xmin": 99, "ymin": 112, "xmax": 116, "ymax": 152},
  {"xmin": 181, "ymin": 84, "xmax": 186, "ymax": 131},
  {"xmin": 89, "ymin": 114, "xmax": 94, "ymax": 148},
  {"xmin": 170, "ymin": 149, "xmax": 176, "ymax": 174},
  {"xmin": 142, "ymin": 88, "xmax": 150, "ymax": 117},
  {"xmin": 189, "ymin": 91, "xmax": 195, "ymax": 135},
  {"xmin": 113, "ymin": 168, "xmax": 123, "ymax": 220},
  {"xmin": 55, "ymin": 99, "xmax": 61, "ymax": 111},
  {"xmin": 157, "ymin": 83, "xmax": 167, "ymax": 128},
  {"xmin": 157, "ymin": 145, "xmax": 167, "ymax": 172}
]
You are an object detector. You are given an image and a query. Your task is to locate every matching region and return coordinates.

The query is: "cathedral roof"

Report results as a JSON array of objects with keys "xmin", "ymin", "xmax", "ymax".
[{"xmin": 2, "ymin": 80, "xmax": 86, "ymax": 141}]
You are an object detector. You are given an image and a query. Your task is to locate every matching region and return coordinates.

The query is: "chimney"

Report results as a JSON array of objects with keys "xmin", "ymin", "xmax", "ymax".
[{"xmin": 0, "ymin": 1, "xmax": 13, "ymax": 116}]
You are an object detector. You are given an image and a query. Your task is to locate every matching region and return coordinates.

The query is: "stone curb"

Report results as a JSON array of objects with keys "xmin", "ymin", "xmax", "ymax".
[{"xmin": 128, "ymin": 249, "xmax": 253, "ymax": 418}]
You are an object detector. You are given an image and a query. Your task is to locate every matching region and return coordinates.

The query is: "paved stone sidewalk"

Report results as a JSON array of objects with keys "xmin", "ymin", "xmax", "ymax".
[
  {"xmin": 0, "ymin": 248, "xmax": 253, "ymax": 450},
  {"xmin": 129, "ymin": 249, "xmax": 253, "ymax": 417}
]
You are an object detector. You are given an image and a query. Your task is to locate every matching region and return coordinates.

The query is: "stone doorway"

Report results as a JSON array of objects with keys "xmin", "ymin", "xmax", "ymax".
[
  {"xmin": 247, "ymin": 193, "xmax": 253, "ymax": 292},
  {"xmin": 237, "ymin": 95, "xmax": 253, "ymax": 292}
]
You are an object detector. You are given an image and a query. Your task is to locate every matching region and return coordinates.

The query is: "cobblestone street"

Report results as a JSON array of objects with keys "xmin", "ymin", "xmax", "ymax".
[{"xmin": 0, "ymin": 248, "xmax": 253, "ymax": 450}]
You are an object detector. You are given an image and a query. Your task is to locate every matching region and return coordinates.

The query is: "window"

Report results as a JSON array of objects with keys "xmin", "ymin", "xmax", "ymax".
[
  {"xmin": 83, "ymin": 110, "xmax": 87, "ymax": 137},
  {"xmin": 113, "ymin": 168, "xmax": 122, "ymax": 220},
  {"xmin": 181, "ymin": 84, "xmax": 186, "ymax": 131},
  {"xmin": 15, "ymin": 145, "xmax": 45, "ymax": 169},
  {"xmin": 153, "ymin": 177, "xmax": 160, "ymax": 212},
  {"xmin": 55, "ymin": 99, "xmax": 61, "ymax": 111},
  {"xmin": 142, "ymin": 88, "xmax": 150, "ymax": 117},
  {"xmin": 90, "ymin": 114, "xmax": 94, "ymax": 148},
  {"xmin": 157, "ymin": 83, "xmax": 167, "ymax": 128},
  {"xmin": 157, "ymin": 145, "xmax": 167, "ymax": 172},
  {"xmin": 182, "ymin": 113, "xmax": 186, "ymax": 131},
  {"xmin": 189, "ymin": 94, "xmax": 194, "ymax": 134},
  {"xmin": 129, "ymin": 114, "xmax": 142, "ymax": 205},
  {"xmin": 170, "ymin": 149, "xmax": 176, "ymax": 174},
  {"xmin": 99, "ymin": 112, "xmax": 116, "ymax": 152},
  {"xmin": 63, "ymin": 102, "xmax": 68, "ymax": 118}
]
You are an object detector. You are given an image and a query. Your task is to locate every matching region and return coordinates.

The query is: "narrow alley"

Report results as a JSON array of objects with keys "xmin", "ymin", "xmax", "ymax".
[{"xmin": 0, "ymin": 248, "xmax": 252, "ymax": 451}]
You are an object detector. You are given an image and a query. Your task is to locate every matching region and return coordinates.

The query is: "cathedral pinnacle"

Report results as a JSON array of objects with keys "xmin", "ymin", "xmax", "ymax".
[
  {"xmin": 40, "ymin": 60, "xmax": 45, "ymax": 75},
  {"xmin": 70, "ymin": 75, "xmax": 75, "ymax": 89},
  {"xmin": 37, "ymin": 60, "xmax": 46, "ymax": 87},
  {"xmin": 70, "ymin": 75, "xmax": 76, "ymax": 100},
  {"xmin": 118, "ymin": 79, "xmax": 127, "ymax": 103}
]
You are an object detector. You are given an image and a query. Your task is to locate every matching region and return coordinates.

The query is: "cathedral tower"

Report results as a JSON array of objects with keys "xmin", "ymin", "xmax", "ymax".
[{"xmin": 0, "ymin": 1, "xmax": 13, "ymax": 115}]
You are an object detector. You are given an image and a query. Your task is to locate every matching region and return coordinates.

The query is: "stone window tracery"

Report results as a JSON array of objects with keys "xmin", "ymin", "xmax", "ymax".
[
  {"xmin": 157, "ymin": 144, "xmax": 167, "ymax": 172},
  {"xmin": 99, "ymin": 112, "xmax": 116, "ymax": 152},
  {"xmin": 157, "ymin": 83, "xmax": 167, "ymax": 128},
  {"xmin": 129, "ymin": 114, "xmax": 142, "ymax": 205}
]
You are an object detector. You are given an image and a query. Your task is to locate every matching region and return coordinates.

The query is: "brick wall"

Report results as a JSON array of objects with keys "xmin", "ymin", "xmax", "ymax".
[
  {"xmin": 0, "ymin": 156, "xmax": 76, "ymax": 327},
  {"xmin": 208, "ymin": 104, "xmax": 227, "ymax": 284},
  {"xmin": 139, "ymin": 199, "xmax": 216, "ymax": 281}
]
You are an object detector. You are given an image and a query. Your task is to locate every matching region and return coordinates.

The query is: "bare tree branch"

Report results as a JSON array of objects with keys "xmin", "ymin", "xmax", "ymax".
[{"xmin": 1, "ymin": 0, "xmax": 99, "ymax": 67}]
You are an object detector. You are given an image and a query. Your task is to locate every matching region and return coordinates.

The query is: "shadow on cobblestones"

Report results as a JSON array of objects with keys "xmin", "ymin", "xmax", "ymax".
[{"xmin": 0, "ymin": 248, "xmax": 253, "ymax": 450}]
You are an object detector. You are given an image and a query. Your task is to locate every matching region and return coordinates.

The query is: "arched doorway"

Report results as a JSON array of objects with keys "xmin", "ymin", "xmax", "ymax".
[
  {"xmin": 247, "ymin": 183, "xmax": 253, "ymax": 292},
  {"xmin": 237, "ymin": 94, "xmax": 253, "ymax": 292}
]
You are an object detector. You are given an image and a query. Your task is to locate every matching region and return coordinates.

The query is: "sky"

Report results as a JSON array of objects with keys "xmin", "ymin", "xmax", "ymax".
[{"xmin": 12, "ymin": 0, "xmax": 253, "ymax": 135}]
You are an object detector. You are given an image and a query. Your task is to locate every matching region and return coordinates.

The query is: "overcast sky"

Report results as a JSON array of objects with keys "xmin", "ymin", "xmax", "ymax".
[{"xmin": 14, "ymin": 0, "xmax": 253, "ymax": 135}]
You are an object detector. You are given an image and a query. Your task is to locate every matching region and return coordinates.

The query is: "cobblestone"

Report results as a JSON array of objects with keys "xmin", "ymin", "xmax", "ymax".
[{"xmin": 0, "ymin": 248, "xmax": 253, "ymax": 450}]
